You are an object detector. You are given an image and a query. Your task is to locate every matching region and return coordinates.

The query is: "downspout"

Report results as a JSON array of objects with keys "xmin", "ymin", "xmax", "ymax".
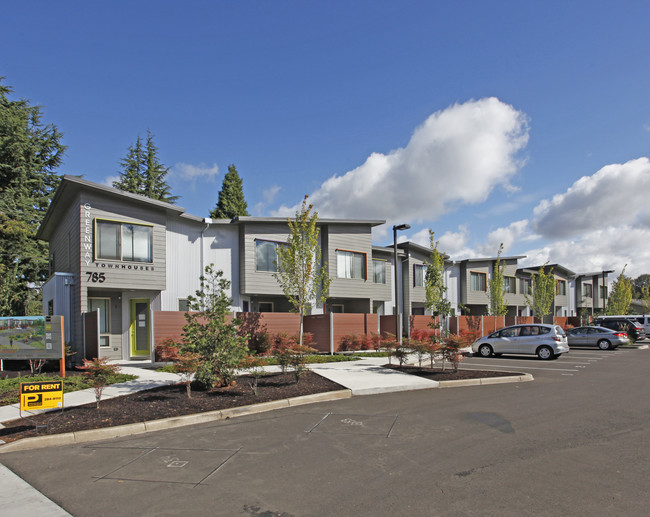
[{"xmin": 200, "ymin": 218, "xmax": 212, "ymax": 276}]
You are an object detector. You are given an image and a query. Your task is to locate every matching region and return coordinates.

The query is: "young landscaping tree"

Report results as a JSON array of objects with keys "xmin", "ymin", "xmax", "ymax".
[
  {"xmin": 210, "ymin": 164, "xmax": 249, "ymax": 219},
  {"xmin": 0, "ymin": 78, "xmax": 66, "ymax": 315},
  {"xmin": 525, "ymin": 264, "xmax": 555, "ymax": 322},
  {"xmin": 114, "ymin": 129, "xmax": 177, "ymax": 203},
  {"xmin": 181, "ymin": 264, "xmax": 249, "ymax": 389},
  {"xmin": 487, "ymin": 244, "xmax": 508, "ymax": 316},
  {"xmin": 174, "ymin": 351, "xmax": 202, "ymax": 399},
  {"xmin": 607, "ymin": 266, "xmax": 633, "ymax": 315},
  {"xmin": 274, "ymin": 195, "xmax": 331, "ymax": 345},
  {"xmin": 424, "ymin": 230, "xmax": 451, "ymax": 331},
  {"xmin": 78, "ymin": 357, "xmax": 121, "ymax": 409}
]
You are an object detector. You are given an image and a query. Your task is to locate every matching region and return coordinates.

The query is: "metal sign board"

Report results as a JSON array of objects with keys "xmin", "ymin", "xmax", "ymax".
[
  {"xmin": 0, "ymin": 316, "xmax": 64, "ymax": 360},
  {"xmin": 20, "ymin": 380, "xmax": 64, "ymax": 411}
]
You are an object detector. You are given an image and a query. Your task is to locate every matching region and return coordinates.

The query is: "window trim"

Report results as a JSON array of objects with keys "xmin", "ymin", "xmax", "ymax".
[
  {"xmin": 88, "ymin": 297, "xmax": 111, "ymax": 348},
  {"xmin": 336, "ymin": 249, "xmax": 368, "ymax": 280},
  {"xmin": 470, "ymin": 271, "xmax": 487, "ymax": 292},
  {"xmin": 503, "ymin": 276, "xmax": 517, "ymax": 294},
  {"xmin": 413, "ymin": 263, "xmax": 427, "ymax": 288},
  {"xmin": 372, "ymin": 259, "xmax": 387, "ymax": 284},
  {"xmin": 556, "ymin": 279, "xmax": 567, "ymax": 296},
  {"xmin": 258, "ymin": 301, "xmax": 274, "ymax": 313},
  {"xmin": 94, "ymin": 218, "xmax": 154, "ymax": 263},
  {"xmin": 254, "ymin": 238, "xmax": 288, "ymax": 273}
]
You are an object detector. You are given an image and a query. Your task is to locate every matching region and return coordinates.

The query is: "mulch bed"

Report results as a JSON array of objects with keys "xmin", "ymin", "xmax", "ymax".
[
  {"xmin": 0, "ymin": 371, "xmax": 344, "ymax": 443},
  {"xmin": 383, "ymin": 364, "xmax": 522, "ymax": 381}
]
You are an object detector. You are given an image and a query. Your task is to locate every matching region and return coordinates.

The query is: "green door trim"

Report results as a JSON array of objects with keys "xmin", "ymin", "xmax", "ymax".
[{"xmin": 129, "ymin": 298, "xmax": 150, "ymax": 357}]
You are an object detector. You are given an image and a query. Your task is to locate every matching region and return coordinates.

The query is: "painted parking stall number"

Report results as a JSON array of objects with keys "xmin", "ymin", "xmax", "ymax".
[
  {"xmin": 341, "ymin": 418, "xmax": 363, "ymax": 426},
  {"xmin": 160, "ymin": 456, "xmax": 189, "ymax": 468}
]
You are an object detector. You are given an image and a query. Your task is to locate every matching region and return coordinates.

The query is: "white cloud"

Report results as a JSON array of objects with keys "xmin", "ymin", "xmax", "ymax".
[
  {"xmin": 263, "ymin": 185, "xmax": 281, "ymax": 204},
  {"xmin": 274, "ymin": 97, "xmax": 529, "ymax": 222},
  {"xmin": 101, "ymin": 175, "xmax": 121, "ymax": 188},
  {"xmin": 532, "ymin": 157, "xmax": 650, "ymax": 239},
  {"xmin": 478, "ymin": 220, "xmax": 533, "ymax": 256},
  {"xmin": 172, "ymin": 162, "xmax": 220, "ymax": 181}
]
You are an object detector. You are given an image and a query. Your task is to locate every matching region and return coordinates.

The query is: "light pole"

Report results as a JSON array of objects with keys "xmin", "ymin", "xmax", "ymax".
[{"xmin": 393, "ymin": 224, "xmax": 410, "ymax": 343}]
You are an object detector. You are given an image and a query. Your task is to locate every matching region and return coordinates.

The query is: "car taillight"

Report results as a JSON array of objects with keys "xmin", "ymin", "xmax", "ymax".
[
  {"xmin": 614, "ymin": 332, "xmax": 627, "ymax": 338},
  {"xmin": 552, "ymin": 336, "xmax": 561, "ymax": 341}
]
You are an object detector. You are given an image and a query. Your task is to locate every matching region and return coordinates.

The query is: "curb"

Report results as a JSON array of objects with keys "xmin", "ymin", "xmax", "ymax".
[
  {"xmin": 437, "ymin": 373, "xmax": 533, "ymax": 388},
  {"xmin": 0, "ymin": 389, "xmax": 352, "ymax": 454}
]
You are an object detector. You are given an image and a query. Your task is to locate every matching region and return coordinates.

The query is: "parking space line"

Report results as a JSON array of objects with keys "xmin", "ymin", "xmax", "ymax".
[{"xmin": 461, "ymin": 362, "xmax": 579, "ymax": 372}]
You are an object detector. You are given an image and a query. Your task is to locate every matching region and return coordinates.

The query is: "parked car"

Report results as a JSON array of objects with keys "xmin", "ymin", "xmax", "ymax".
[
  {"xmin": 593, "ymin": 317, "xmax": 646, "ymax": 342},
  {"xmin": 596, "ymin": 315, "xmax": 650, "ymax": 336},
  {"xmin": 565, "ymin": 326, "xmax": 629, "ymax": 350},
  {"xmin": 471, "ymin": 324, "xmax": 569, "ymax": 360}
]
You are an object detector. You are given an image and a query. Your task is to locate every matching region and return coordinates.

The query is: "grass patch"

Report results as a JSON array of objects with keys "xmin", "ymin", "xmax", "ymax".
[{"xmin": 0, "ymin": 372, "xmax": 137, "ymax": 406}]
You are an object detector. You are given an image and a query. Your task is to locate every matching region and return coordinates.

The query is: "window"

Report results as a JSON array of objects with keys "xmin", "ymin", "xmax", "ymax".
[
  {"xmin": 556, "ymin": 280, "xmax": 567, "ymax": 296},
  {"xmin": 520, "ymin": 278, "xmax": 532, "ymax": 295},
  {"xmin": 583, "ymin": 283, "xmax": 593, "ymax": 298},
  {"xmin": 255, "ymin": 240, "xmax": 283, "ymax": 272},
  {"xmin": 600, "ymin": 285, "xmax": 608, "ymax": 300},
  {"xmin": 470, "ymin": 271, "xmax": 487, "ymax": 291},
  {"xmin": 96, "ymin": 220, "xmax": 153, "ymax": 262},
  {"xmin": 503, "ymin": 276, "xmax": 516, "ymax": 294},
  {"xmin": 178, "ymin": 299, "xmax": 190, "ymax": 311},
  {"xmin": 337, "ymin": 250, "xmax": 366, "ymax": 279},
  {"xmin": 258, "ymin": 302, "xmax": 273, "ymax": 312},
  {"xmin": 414, "ymin": 264, "xmax": 426, "ymax": 287},
  {"xmin": 372, "ymin": 259, "xmax": 386, "ymax": 284},
  {"xmin": 89, "ymin": 298, "xmax": 110, "ymax": 348}
]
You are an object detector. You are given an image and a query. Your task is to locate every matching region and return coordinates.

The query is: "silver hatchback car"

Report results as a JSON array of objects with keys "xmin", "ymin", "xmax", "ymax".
[{"xmin": 471, "ymin": 324, "xmax": 569, "ymax": 360}]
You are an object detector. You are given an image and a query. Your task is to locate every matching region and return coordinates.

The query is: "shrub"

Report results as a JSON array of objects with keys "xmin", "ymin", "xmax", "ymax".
[
  {"xmin": 155, "ymin": 338, "xmax": 180, "ymax": 363},
  {"xmin": 77, "ymin": 357, "xmax": 121, "ymax": 408},
  {"xmin": 241, "ymin": 355, "xmax": 267, "ymax": 395},
  {"xmin": 248, "ymin": 331, "xmax": 272, "ymax": 355},
  {"xmin": 439, "ymin": 334, "xmax": 467, "ymax": 372},
  {"xmin": 339, "ymin": 334, "xmax": 361, "ymax": 351},
  {"xmin": 270, "ymin": 332, "xmax": 316, "ymax": 382}
]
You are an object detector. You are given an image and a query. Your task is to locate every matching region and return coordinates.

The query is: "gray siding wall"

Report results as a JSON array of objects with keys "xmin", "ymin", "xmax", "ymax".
[
  {"xmin": 325, "ymin": 224, "xmax": 374, "ymax": 299},
  {"xmin": 369, "ymin": 252, "xmax": 392, "ymax": 302},
  {"xmin": 462, "ymin": 261, "xmax": 491, "ymax": 305},
  {"xmin": 79, "ymin": 192, "xmax": 167, "ymax": 292},
  {"xmin": 239, "ymin": 222, "xmax": 290, "ymax": 296}
]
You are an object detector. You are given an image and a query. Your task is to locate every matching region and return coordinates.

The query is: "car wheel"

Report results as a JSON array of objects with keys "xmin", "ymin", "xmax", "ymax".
[
  {"xmin": 597, "ymin": 339, "xmax": 612, "ymax": 350},
  {"xmin": 478, "ymin": 344, "xmax": 493, "ymax": 357},
  {"xmin": 537, "ymin": 346, "xmax": 554, "ymax": 360}
]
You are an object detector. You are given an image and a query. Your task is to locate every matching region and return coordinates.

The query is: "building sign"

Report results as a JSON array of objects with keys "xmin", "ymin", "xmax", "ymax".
[
  {"xmin": 0, "ymin": 316, "xmax": 64, "ymax": 360},
  {"xmin": 81, "ymin": 202, "xmax": 93, "ymax": 267},
  {"xmin": 20, "ymin": 380, "xmax": 64, "ymax": 411}
]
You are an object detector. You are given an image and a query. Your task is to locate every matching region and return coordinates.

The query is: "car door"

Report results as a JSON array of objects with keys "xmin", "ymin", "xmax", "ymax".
[
  {"xmin": 569, "ymin": 327, "xmax": 588, "ymax": 346},
  {"xmin": 494, "ymin": 326, "xmax": 520, "ymax": 353}
]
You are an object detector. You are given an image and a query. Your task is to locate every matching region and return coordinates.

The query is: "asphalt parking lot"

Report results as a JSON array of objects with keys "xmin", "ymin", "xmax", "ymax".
[{"xmin": 2, "ymin": 345, "xmax": 649, "ymax": 516}]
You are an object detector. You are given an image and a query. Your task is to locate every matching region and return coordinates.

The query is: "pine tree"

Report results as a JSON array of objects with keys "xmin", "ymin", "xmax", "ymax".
[
  {"xmin": 210, "ymin": 164, "xmax": 249, "ymax": 219},
  {"xmin": 113, "ymin": 130, "xmax": 177, "ymax": 203},
  {"xmin": 0, "ymin": 77, "xmax": 66, "ymax": 315}
]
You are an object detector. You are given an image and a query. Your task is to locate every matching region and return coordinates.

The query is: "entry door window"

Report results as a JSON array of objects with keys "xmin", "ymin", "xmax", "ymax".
[{"xmin": 89, "ymin": 297, "xmax": 110, "ymax": 348}]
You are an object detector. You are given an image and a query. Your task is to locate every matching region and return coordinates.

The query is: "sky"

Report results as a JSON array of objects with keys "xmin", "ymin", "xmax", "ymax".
[{"xmin": 2, "ymin": 1, "xmax": 650, "ymax": 278}]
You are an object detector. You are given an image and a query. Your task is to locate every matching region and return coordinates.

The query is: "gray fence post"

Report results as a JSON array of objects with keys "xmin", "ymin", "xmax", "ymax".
[{"xmin": 329, "ymin": 312, "xmax": 334, "ymax": 355}]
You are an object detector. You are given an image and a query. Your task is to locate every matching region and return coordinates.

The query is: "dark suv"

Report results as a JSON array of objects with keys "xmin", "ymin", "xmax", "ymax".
[{"xmin": 594, "ymin": 317, "xmax": 646, "ymax": 342}]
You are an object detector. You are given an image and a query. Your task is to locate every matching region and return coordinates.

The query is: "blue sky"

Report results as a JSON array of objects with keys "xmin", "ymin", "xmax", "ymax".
[{"xmin": 3, "ymin": 1, "xmax": 650, "ymax": 276}]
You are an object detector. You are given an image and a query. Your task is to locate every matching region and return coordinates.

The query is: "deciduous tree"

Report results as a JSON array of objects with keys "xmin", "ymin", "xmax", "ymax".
[
  {"xmin": 274, "ymin": 196, "xmax": 330, "ymax": 345},
  {"xmin": 487, "ymin": 244, "xmax": 508, "ymax": 316},
  {"xmin": 210, "ymin": 164, "xmax": 249, "ymax": 219},
  {"xmin": 525, "ymin": 264, "xmax": 555, "ymax": 321},
  {"xmin": 607, "ymin": 266, "xmax": 633, "ymax": 315}
]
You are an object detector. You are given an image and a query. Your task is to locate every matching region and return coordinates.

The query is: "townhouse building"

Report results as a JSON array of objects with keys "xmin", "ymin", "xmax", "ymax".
[{"xmin": 37, "ymin": 176, "xmax": 617, "ymax": 361}]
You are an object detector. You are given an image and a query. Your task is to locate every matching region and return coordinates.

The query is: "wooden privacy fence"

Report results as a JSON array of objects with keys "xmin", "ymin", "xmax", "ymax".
[{"xmin": 152, "ymin": 311, "xmax": 582, "ymax": 354}]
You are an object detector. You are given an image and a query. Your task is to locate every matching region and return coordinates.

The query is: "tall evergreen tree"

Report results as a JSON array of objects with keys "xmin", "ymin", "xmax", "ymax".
[
  {"xmin": 113, "ymin": 129, "xmax": 177, "ymax": 203},
  {"xmin": 0, "ymin": 78, "xmax": 66, "ymax": 315},
  {"xmin": 210, "ymin": 164, "xmax": 249, "ymax": 219},
  {"xmin": 487, "ymin": 244, "xmax": 508, "ymax": 316}
]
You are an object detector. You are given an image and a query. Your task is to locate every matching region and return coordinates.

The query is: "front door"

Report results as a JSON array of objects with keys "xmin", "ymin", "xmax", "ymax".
[{"xmin": 130, "ymin": 299, "xmax": 150, "ymax": 357}]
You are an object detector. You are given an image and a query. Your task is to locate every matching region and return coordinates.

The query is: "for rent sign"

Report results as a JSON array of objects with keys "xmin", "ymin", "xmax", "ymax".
[{"xmin": 20, "ymin": 380, "xmax": 64, "ymax": 411}]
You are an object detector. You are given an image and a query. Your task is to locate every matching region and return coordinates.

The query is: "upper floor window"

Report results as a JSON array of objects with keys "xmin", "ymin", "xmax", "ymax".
[
  {"xmin": 600, "ymin": 285, "xmax": 608, "ymax": 300},
  {"xmin": 337, "ymin": 250, "xmax": 366, "ymax": 280},
  {"xmin": 520, "ymin": 278, "xmax": 532, "ymax": 295},
  {"xmin": 583, "ymin": 283, "xmax": 593, "ymax": 298},
  {"xmin": 372, "ymin": 259, "xmax": 386, "ymax": 284},
  {"xmin": 96, "ymin": 220, "xmax": 153, "ymax": 262},
  {"xmin": 255, "ymin": 239, "xmax": 284, "ymax": 272},
  {"xmin": 414, "ymin": 264, "xmax": 426, "ymax": 287},
  {"xmin": 556, "ymin": 279, "xmax": 567, "ymax": 296},
  {"xmin": 470, "ymin": 271, "xmax": 487, "ymax": 291},
  {"xmin": 503, "ymin": 276, "xmax": 516, "ymax": 294}
]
